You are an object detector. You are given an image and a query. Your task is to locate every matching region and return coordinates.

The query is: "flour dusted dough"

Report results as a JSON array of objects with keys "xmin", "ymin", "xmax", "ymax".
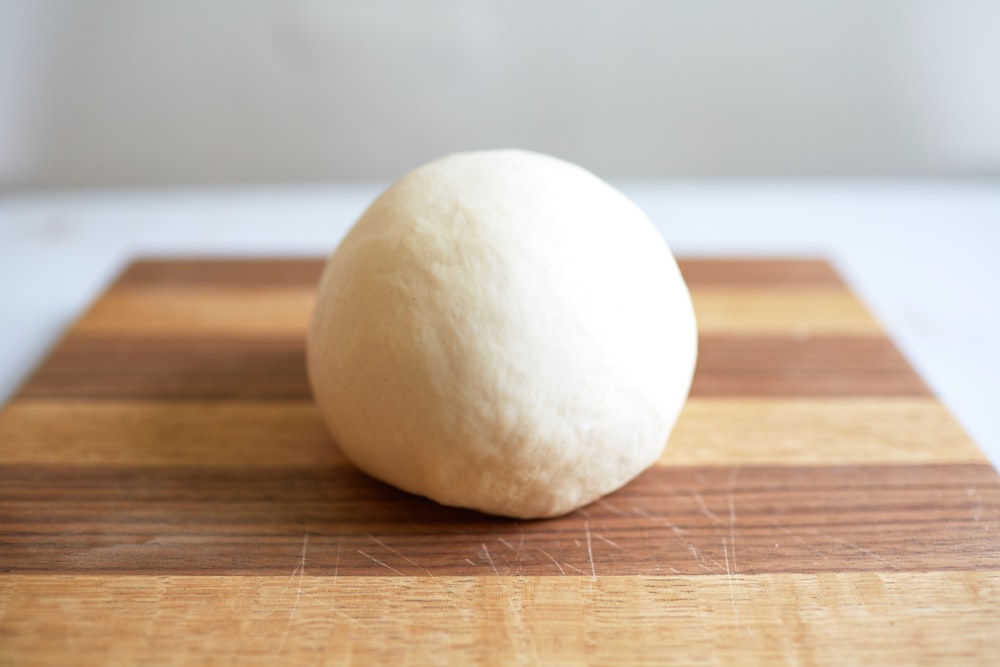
[{"xmin": 307, "ymin": 150, "xmax": 697, "ymax": 518}]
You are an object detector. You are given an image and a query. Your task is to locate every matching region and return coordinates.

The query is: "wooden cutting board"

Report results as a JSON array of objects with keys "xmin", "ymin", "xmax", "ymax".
[{"xmin": 1, "ymin": 258, "xmax": 997, "ymax": 666}]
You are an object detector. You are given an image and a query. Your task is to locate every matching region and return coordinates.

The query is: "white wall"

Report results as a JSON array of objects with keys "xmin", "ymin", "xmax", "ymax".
[{"xmin": 2, "ymin": 0, "xmax": 999, "ymax": 189}]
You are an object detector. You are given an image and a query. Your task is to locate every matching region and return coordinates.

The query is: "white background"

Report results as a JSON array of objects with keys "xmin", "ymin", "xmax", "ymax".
[{"xmin": 2, "ymin": 0, "xmax": 999, "ymax": 188}]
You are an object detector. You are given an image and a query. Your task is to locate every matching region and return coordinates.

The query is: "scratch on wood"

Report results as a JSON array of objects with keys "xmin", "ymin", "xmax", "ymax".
[
  {"xmin": 297, "ymin": 532, "xmax": 308, "ymax": 581},
  {"xmin": 679, "ymin": 527, "xmax": 718, "ymax": 571},
  {"xmin": 850, "ymin": 578, "xmax": 867, "ymax": 607},
  {"xmin": 595, "ymin": 534, "xmax": 621, "ymax": 549},
  {"xmin": 516, "ymin": 524, "xmax": 526, "ymax": 572},
  {"xmin": 773, "ymin": 519, "xmax": 895, "ymax": 568},
  {"xmin": 634, "ymin": 505, "xmax": 720, "ymax": 572},
  {"xmin": 488, "ymin": 542, "xmax": 536, "ymax": 664},
  {"xmin": 597, "ymin": 498, "xmax": 627, "ymax": 516},
  {"xmin": 825, "ymin": 534, "xmax": 899, "ymax": 570},
  {"xmin": 480, "ymin": 543, "xmax": 534, "ymax": 660},
  {"xmin": 723, "ymin": 535, "xmax": 740, "ymax": 624},
  {"xmin": 536, "ymin": 548, "xmax": 566, "ymax": 576},
  {"xmin": 728, "ymin": 465, "xmax": 740, "ymax": 574},
  {"xmin": 584, "ymin": 520, "xmax": 596, "ymax": 580},
  {"xmin": 333, "ymin": 539, "xmax": 341, "ymax": 579},
  {"xmin": 482, "ymin": 543, "xmax": 500, "ymax": 578},
  {"xmin": 723, "ymin": 536, "xmax": 730, "ymax": 580},
  {"xmin": 789, "ymin": 531, "xmax": 828, "ymax": 560},
  {"xmin": 687, "ymin": 546, "xmax": 716, "ymax": 573},
  {"xmin": 693, "ymin": 490, "xmax": 723, "ymax": 524},
  {"xmin": 278, "ymin": 532, "xmax": 309, "ymax": 652},
  {"xmin": 968, "ymin": 487, "xmax": 983, "ymax": 522},
  {"xmin": 366, "ymin": 532, "xmax": 432, "ymax": 576},
  {"xmin": 357, "ymin": 549, "xmax": 405, "ymax": 576},
  {"xmin": 366, "ymin": 534, "xmax": 464, "ymax": 612},
  {"xmin": 769, "ymin": 520, "xmax": 829, "ymax": 560},
  {"xmin": 631, "ymin": 506, "xmax": 652, "ymax": 518}
]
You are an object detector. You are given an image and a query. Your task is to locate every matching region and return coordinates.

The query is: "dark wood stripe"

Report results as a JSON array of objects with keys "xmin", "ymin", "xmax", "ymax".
[
  {"xmin": 2, "ymin": 464, "xmax": 996, "ymax": 576},
  {"xmin": 17, "ymin": 335, "xmax": 929, "ymax": 400},
  {"xmin": 692, "ymin": 335, "xmax": 931, "ymax": 396},
  {"xmin": 678, "ymin": 258, "xmax": 844, "ymax": 287},
  {"xmin": 18, "ymin": 337, "xmax": 309, "ymax": 400},
  {"xmin": 114, "ymin": 259, "xmax": 326, "ymax": 288},
  {"xmin": 111, "ymin": 258, "xmax": 842, "ymax": 290}
]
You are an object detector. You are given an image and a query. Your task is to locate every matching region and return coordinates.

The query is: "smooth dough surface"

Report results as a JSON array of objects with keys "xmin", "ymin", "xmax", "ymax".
[{"xmin": 307, "ymin": 150, "xmax": 697, "ymax": 518}]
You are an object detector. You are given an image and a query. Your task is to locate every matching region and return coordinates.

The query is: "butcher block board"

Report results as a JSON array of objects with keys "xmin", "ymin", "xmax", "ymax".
[{"xmin": 1, "ymin": 258, "xmax": 998, "ymax": 666}]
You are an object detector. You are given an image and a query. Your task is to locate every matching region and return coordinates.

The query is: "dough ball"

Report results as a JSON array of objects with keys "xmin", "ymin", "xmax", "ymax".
[{"xmin": 307, "ymin": 150, "xmax": 697, "ymax": 518}]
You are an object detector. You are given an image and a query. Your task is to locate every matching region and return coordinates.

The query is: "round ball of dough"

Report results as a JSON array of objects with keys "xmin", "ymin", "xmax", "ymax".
[{"xmin": 307, "ymin": 150, "xmax": 697, "ymax": 519}]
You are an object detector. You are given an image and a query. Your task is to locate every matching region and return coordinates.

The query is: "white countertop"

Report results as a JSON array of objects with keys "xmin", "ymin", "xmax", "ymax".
[{"xmin": 2, "ymin": 181, "xmax": 998, "ymax": 467}]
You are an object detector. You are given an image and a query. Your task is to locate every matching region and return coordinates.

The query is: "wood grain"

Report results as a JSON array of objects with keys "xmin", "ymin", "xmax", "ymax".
[
  {"xmin": 2, "ymin": 257, "xmax": 998, "ymax": 666},
  {"xmin": 114, "ymin": 258, "xmax": 326, "ymax": 288},
  {"xmin": 677, "ymin": 258, "xmax": 845, "ymax": 286},
  {"xmin": 17, "ymin": 337, "xmax": 310, "ymax": 399},
  {"xmin": 691, "ymin": 287, "xmax": 882, "ymax": 334},
  {"xmin": 663, "ymin": 398, "xmax": 987, "ymax": 465},
  {"xmin": 74, "ymin": 287, "xmax": 316, "ymax": 337},
  {"xmin": 2, "ymin": 573, "xmax": 998, "ymax": 666},
  {"xmin": 3, "ymin": 463, "xmax": 997, "ymax": 576},
  {"xmin": 0, "ymin": 400, "xmax": 345, "ymax": 465},
  {"xmin": 691, "ymin": 335, "xmax": 930, "ymax": 396}
]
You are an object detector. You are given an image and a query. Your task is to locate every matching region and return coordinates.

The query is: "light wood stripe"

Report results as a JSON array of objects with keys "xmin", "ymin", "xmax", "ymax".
[
  {"xmin": 0, "ymin": 398, "xmax": 982, "ymax": 466},
  {"xmin": 72, "ymin": 286, "xmax": 882, "ymax": 337},
  {"xmin": 2, "ymin": 573, "xmax": 997, "ymax": 666},
  {"xmin": 0, "ymin": 400, "xmax": 346, "ymax": 465},
  {"xmin": 4, "ymin": 463, "xmax": 996, "ymax": 576},
  {"xmin": 663, "ymin": 398, "xmax": 987, "ymax": 465},
  {"xmin": 691, "ymin": 287, "xmax": 882, "ymax": 334},
  {"xmin": 74, "ymin": 287, "xmax": 316, "ymax": 337}
]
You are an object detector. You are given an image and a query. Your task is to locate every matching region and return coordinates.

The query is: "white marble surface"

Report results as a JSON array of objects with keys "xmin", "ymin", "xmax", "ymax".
[{"xmin": 2, "ymin": 182, "xmax": 998, "ymax": 467}]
